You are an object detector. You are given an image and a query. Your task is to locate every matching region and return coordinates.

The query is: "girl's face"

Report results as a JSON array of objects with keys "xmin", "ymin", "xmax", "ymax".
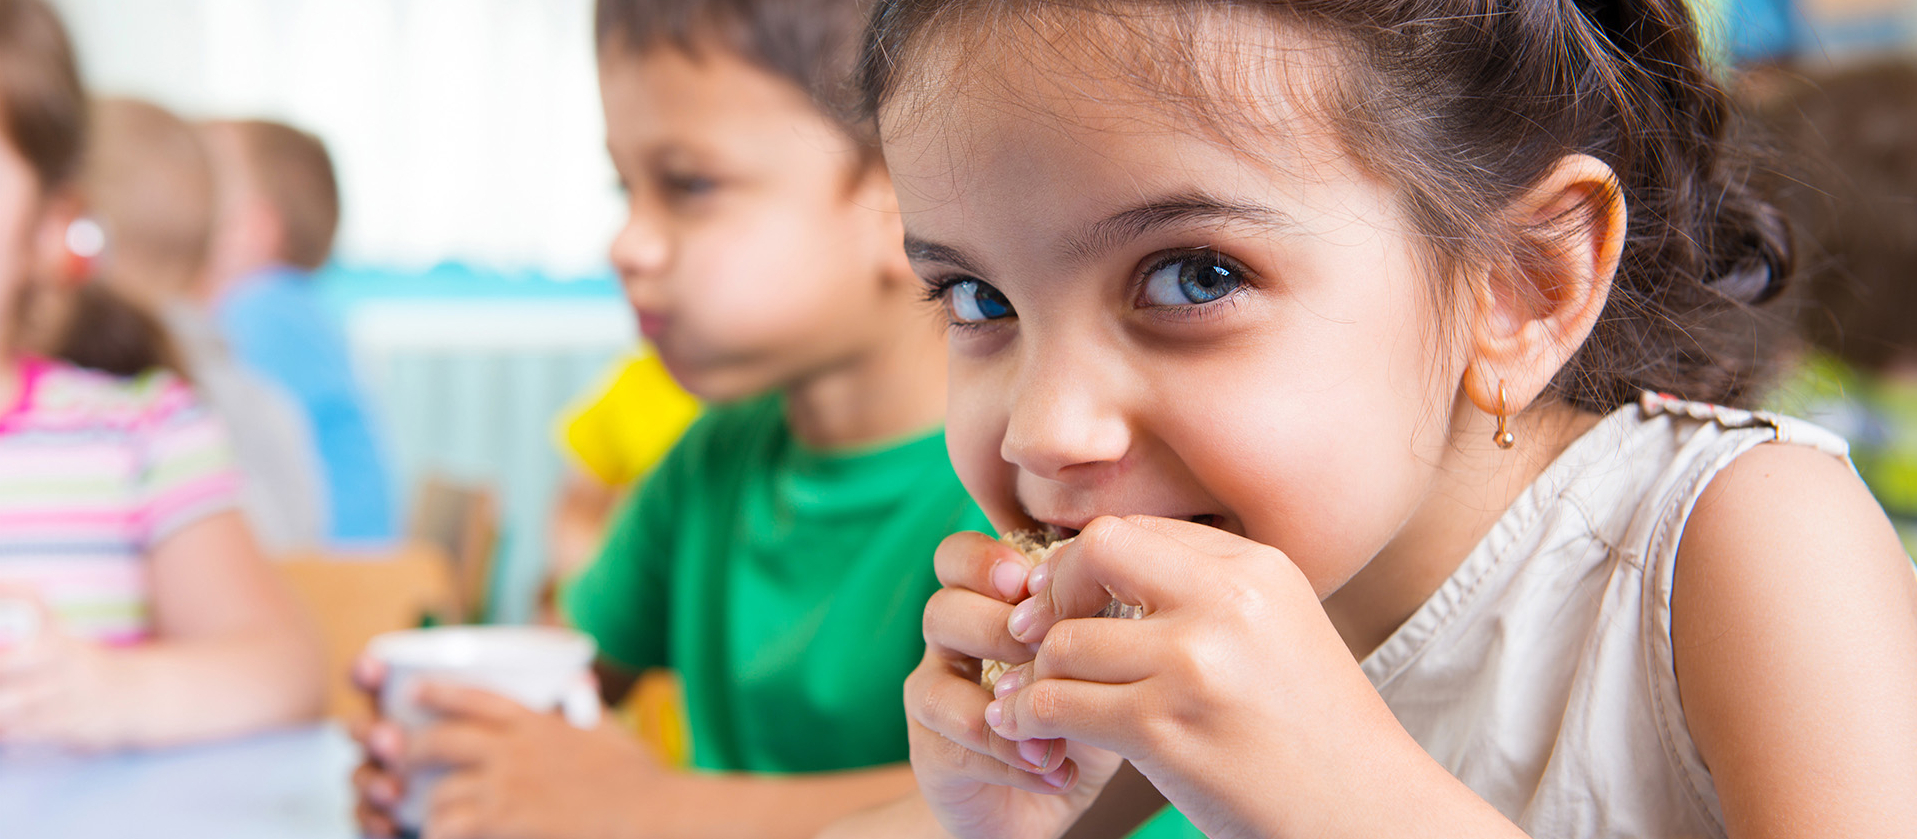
[
  {"xmin": 600, "ymin": 43, "xmax": 908, "ymax": 402},
  {"xmin": 885, "ymin": 28, "xmax": 1475, "ymax": 597},
  {"xmin": 0, "ymin": 138, "xmax": 52, "ymax": 353}
]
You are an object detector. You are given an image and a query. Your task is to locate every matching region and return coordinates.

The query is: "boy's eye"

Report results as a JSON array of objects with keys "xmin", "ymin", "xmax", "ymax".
[
  {"xmin": 1140, "ymin": 253, "xmax": 1243, "ymax": 306},
  {"xmin": 947, "ymin": 279, "xmax": 1015, "ymax": 323},
  {"xmin": 663, "ymin": 173, "xmax": 719, "ymax": 197}
]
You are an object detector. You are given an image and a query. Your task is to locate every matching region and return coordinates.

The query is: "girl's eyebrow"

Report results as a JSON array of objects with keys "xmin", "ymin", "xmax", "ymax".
[
  {"xmin": 902, "ymin": 192, "xmax": 1292, "ymax": 278},
  {"xmin": 903, "ymin": 238, "xmax": 985, "ymax": 275},
  {"xmin": 1060, "ymin": 193, "xmax": 1296, "ymax": 266}
]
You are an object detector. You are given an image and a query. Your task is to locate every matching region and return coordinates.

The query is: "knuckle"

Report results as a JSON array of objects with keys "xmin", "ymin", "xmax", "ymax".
[
  {"xmin": 1023, "ymin": 681, "xmax": 1064, "ymax": 731},
  {"xmin": 1077, "ymin": 516, "xmax": 1127, "ymax": 554},
  {"xmin": 1039, "ymin": 619, "xmax": 1079, "ymax": 664}
]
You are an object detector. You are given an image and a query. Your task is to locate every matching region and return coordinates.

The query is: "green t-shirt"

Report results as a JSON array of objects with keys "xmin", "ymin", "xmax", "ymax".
[{"xmin": 565, "ymin": 393, "xmax": 991, "ymax": 773}]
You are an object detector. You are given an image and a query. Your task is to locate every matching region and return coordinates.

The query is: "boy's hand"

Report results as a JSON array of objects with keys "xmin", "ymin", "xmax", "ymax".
[
  {"xmin": 904, "ymin": 531, "xmax": 1120, "ymax": 839},
  {"xmin": 0, "ymin": 593, "xmax": 124, "ymax": 750},
  {"xmin": 985, "ymin": 516, "xmax": 1426, "ymax": 839},
  {"xmin": 381, "ymin": 682, "xmax": 660, "ymax": 839}
]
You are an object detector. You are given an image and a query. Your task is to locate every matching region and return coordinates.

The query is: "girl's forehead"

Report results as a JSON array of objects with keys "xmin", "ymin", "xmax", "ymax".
[{"xmin": 878, "ymin": 6, "xmax": 1354, "ymax": 192}]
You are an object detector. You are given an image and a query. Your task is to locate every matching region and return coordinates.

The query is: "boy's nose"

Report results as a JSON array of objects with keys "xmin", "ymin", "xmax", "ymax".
[
  {"xmin": 608, "ymin": 206, "xmax": 670, "ymax": 281},
  {"xmin": 999, "ymin": 349, "xmax": 1132, "ymax": 481}
]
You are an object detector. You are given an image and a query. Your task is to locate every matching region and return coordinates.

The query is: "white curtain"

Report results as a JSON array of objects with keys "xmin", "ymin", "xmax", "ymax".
[{"xmin": 52, "ymin": 0, "xmax": 623, "ymax": 276}]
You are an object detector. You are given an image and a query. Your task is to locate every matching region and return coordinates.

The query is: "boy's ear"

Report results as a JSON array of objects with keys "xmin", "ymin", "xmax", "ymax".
[
  {"xmin": 1465, "ymin": 153, "xmax": 1625, "ymax": 416},
  {"xmin": 848, "ymin": 157, "xmax": 915, "ymax": 289}
]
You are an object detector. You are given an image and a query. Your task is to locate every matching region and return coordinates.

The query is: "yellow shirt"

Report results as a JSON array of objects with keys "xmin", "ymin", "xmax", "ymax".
[{"xmin": 556, "ymin": 352, "xmax": 701, "ymax": 487}]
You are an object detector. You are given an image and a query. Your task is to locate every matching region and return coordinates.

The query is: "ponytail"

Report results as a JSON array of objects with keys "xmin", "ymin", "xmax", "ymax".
[
  {"xmin": 53, "ymin": 282, "xmax": 181, "ymax": 378},
  {"xmin": 0, "ymin": 0, "xmax": 181, "ymax": 380}
]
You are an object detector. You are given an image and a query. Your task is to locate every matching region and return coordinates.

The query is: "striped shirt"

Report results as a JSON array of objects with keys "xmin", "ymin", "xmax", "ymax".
[{"xmin": 0, "ymin": 358, "xmax": 240, "ymax": 645}]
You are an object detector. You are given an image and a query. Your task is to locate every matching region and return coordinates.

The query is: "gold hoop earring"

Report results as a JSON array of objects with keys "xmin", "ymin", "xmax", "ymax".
[{"xmin": 1494, "ymin": 382, "xmax": 1516, "ymax": 449}]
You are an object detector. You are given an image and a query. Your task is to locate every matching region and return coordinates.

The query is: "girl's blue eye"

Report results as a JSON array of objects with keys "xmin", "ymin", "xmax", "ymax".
[
  {"xmin": 1141, "ymin": 253, "xmax": 1242, "ymax": 306},
  {"xmin": 948, "ymin": 279, "xmax": 1014, "ymax": 323}
]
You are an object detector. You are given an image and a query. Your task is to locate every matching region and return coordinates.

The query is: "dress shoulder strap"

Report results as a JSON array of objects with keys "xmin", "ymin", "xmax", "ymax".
[{"xmin": 1629, "ymin": 392, "xmax": 1851, "ymax": 833}]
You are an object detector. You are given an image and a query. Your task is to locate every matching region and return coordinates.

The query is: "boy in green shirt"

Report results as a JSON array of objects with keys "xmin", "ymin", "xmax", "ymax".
[{"xmin": 351, "ymin": 1, "xmax": 985, "ymax": 836}]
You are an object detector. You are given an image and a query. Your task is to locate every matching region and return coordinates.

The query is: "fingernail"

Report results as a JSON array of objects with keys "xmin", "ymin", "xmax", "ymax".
[
  {"xmin": 1007, "ymin": 599, "xmax": 1037, "ymax": 640},
  {"xmin": 992, "ymin": 668, "xmax": 1025, "ymax": 698},
  {"xmin": 984, "ymin": 699, "xmax": 1008, "ymax": 734},
  {"xmin": 370, "ymin": 725, "xmax": 402, "ymax": 761},
  {"xmin": 1042, "ymin": 762, "xmax": 1073, "ymax": 789},
  {"xmin": 990, "ymin": 561, "xmax": 1026, "ymax": 600},
  {"xmin": 1026, "ymin": 561, "xmax": 1051, "ymax": 593},
  {"xmin": 1017, "ymin": 738, "xmax": 1051, "ymax": 770},
  {"xmin": 370, "ymin": 777, "xmax": 398, "ymax": 805}
]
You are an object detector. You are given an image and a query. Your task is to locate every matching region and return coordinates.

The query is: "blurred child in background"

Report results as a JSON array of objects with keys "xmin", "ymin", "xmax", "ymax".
[
  {"xmin": 198, "ymin": 118, "xmax": 395, "ymax": 546},
  {"xmin": 1764, "ymin": 59, "xmax": 1917, "ymax": 556},
  {"xmin": 351, "ymin": 0, "xmax": 989, "ymax": 836},
  {"xmin": 0, "ymin": 0, "xmax": 322, "ymax": 751},
  {"xmin": 85, "ymin": 97, "xmax": 326, "ymax": 556}
]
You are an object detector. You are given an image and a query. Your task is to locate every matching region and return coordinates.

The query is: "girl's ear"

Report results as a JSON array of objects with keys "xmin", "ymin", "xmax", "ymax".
[
  {"xmin": 31, "ymin": 187, "xmax": 89, "ymax": 287},
  {"xmin": 1465, "ymin": 153, "xmax": 1625, "ymax": 416}
]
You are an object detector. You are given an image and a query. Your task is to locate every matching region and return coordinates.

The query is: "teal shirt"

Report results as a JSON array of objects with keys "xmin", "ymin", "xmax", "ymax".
[{"xmin": 566, "ymin": 393, "xmax": 990, "ymax": 772}]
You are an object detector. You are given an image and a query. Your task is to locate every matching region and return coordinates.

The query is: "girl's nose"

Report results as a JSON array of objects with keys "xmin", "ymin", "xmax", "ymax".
[{"xmin": 999, "ymin": 349, "xmax": 1132, "ymax": 481}]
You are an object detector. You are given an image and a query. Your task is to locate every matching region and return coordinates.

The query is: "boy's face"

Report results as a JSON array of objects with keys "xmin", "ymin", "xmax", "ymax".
[
  {"xmin": 600, "ymin": 43, "xmax": 905, "ymax": 402},
  {"xmin": 882, "ymin": 24, "xmax": 1474, "ymax": 598}
]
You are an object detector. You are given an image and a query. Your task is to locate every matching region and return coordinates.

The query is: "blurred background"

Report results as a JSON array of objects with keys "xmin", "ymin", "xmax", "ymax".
[
  {"xmin": 53, "ymin": 0, "xmax": 632, "ymax": 623},
  {"xmin": 42, "ymin": 0, "xmax": 1917, "ymax": 626}
]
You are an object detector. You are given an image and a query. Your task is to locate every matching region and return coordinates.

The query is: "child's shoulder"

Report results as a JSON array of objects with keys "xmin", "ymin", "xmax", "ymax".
[{"xmin": 12, "ymin": 360, "xmax": 200, "ymax": 434}]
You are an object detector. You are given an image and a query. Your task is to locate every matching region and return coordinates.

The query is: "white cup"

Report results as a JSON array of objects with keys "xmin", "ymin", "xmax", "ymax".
[{"xmin": 367, "ymin": 625, "xmax": 601, "ymax": 832}]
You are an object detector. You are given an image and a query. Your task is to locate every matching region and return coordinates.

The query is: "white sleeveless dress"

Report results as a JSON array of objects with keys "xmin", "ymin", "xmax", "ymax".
[{"xmin": 1360, "ymin": 392, "xmax": 1852, "ymax": 839}]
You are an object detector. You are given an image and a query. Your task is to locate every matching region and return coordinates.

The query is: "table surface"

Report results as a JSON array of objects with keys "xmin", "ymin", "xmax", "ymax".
[{"xmin": 0, "ymin": 723, "xmax": 361, "ymax": 839}]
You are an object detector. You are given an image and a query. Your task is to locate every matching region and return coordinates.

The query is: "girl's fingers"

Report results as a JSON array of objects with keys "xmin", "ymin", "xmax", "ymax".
[
  {"xmin": 924, "ymin": 587, "xmax": 1037, "ymax": 667},
  {"xmin": 934, "ymin": 531, "xmax": 1034, "ymax": 601},
  {"xmin": 912, "ymin": 718, "xmax": 1082, "ymax": 794},
  {"xmin": 1025, "ymin": 617, "xmax": 1161, "ymax": 687},
  {"xmin": 987, "ymin": 679, "xmax": 1149, "ymax": 756},
  {"xmin": 906, "ymin": 650, "xmax": 1052, "ymax": 775},
  {"xmin": 1013, "ymin": 515, "xmax": 1268, "ymax": 645}
]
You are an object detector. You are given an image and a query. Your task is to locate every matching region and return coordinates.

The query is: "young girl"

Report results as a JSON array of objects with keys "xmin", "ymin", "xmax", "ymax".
[
  {"xmin": 349, "ymin": 1, "xmax": 989, "ymax": 837},
  {"xmin": 832, "ymin": 1, "xmax": 1917, "ymax": 837},
  {"xmin": 0, "ymin": 0, "xmax": 322, "ymax": 751}
]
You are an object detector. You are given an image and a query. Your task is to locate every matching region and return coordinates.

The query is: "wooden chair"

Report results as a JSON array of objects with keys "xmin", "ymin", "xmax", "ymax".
[
  {"xmin": 406, "ymin": 475, "xmax": 501, "ymax": 623},
  {"xmin": 278, "ymin": 544, "xmax": 459, "ymax": 723}
]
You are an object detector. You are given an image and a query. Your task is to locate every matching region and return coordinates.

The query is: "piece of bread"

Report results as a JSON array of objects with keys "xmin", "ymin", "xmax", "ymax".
[{"xmin": 980, "ymin": 529, "xmax": 1143, "ymax": 689}]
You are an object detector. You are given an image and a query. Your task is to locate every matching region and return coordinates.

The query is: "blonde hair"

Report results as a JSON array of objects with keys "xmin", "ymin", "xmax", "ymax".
[
  {"xmin": 86, "ymin": 98, "xmax": 216, "ymax": 303},
  {"xmin": 207, "ymin": 119, "xmax": 339, "ymax": 270}
]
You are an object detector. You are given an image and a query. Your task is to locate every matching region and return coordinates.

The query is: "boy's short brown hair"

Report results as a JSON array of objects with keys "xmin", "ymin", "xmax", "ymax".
[
  {"xmin": 207, "ymin": 119, "xmax": 340, "ymax": 271},
  {"xmin": 595, "ymin": 0, "xmax": 877, "ymax": 154},
  {"xmin": 86, "ymin": 98, "xmax": 215, "ymax": 301}
]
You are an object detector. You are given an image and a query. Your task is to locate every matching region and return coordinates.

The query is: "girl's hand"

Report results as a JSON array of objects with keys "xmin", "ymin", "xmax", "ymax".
[
  {"xmin": 0, "ymin": 594, "xmax": 125, "ymax": 750},
  {"xmin": 986, "ymin": 516, "xmax": 1433, "ymax": 839},
  {"xmin": 904, "ymin": 531, "xmax": 1121, "ymax": 839}
]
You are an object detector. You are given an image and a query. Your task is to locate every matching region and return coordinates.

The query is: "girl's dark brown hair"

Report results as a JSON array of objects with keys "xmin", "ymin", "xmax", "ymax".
[
  {"xmin": 0, "ymin": 0, "xmax": 175, "ymax": 378},
  {"xmin": 858, "ymin": 0, "xmax": 1794, "ymax": 412},
  {"xmin": 596, "ymin": 0, "xmax": 879, "ymax": 155}
]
